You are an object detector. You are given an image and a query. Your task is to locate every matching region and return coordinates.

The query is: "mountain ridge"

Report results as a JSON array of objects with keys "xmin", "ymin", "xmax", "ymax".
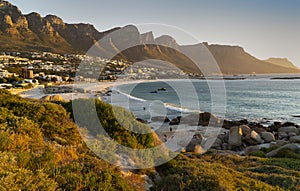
[
  {"xmin": 265, "ymin": 58, "xmax": 298, "ymax": 69},
  {"xmin": 0, "ymin": 0, "xmax": 299, "ymax": 75}
]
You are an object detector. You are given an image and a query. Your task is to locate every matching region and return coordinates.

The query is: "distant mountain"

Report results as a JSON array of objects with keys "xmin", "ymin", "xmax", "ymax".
[
  {"xmin": 204, "ymin": 45, "xmax": 300, "ymax": 74},
  {"xmin": 265, "ymin": 58, "xmax": 299, "ymax": 69},
  {"xmin": 1, "ymin": 0, "xmax": 300, "ymax": 75}
]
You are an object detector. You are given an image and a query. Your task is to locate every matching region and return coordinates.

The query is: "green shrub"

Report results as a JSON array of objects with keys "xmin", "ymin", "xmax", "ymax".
[
  {"xmin": 249, "ymin": 151, "xmax": 266, "ymax": 158},
  {"xmin": 275, "ymin": 148, "xmax": 300, "ymax": 159}
]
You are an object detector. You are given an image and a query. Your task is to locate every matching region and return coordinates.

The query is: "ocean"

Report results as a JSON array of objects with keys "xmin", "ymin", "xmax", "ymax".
[{"xmin": 104, "ymin": 78, "xmax": 300, "ymax": 125}]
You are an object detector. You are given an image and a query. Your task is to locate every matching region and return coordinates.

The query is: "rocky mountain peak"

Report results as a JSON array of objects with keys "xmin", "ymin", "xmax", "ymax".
[
  {"xmin": 155, "ymin": 35, "xmax": 179, "ymax": 48},
  {"xmin": 25, "ymin": 12, "xmax": 47, "ymax": 30},
  {"xmin": 0, "ymin": 1, "xmax": 23, "ymax": 22},
  {"xmin": 141, "ymin": 31, "xmax": 155, "ymax": 44},
  {"xmin": 44, "ymin": 15, "xmax": 65, "ymax": 26}
]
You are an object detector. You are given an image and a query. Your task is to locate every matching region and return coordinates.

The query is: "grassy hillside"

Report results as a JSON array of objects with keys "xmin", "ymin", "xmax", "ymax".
[
  {"xmin": 0, "ymin": 90, "xmax": 151, "ymax": 190},
  {"xmin": 152, "ymin": 152, "xmax": 300, "ymax": 191}
]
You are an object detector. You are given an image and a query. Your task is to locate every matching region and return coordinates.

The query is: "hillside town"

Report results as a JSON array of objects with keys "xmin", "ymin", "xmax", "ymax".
[{"xmin": 0, "ymin": 51, "xmax": 191, "ymax": 90}]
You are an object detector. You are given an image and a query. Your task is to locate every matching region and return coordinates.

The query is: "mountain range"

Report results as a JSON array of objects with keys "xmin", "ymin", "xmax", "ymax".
[{"xmin": 1, "ymin": 0, "xmax": 299, "ymax": 75}]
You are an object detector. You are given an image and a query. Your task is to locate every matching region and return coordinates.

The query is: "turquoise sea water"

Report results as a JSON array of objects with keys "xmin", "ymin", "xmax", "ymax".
[{"xmin": 109, "ymin": 79, "xmax": 300, "ymax": 125}]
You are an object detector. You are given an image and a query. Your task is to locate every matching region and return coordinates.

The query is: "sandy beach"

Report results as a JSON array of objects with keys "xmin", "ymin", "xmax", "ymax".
[
  {"xmin": 17, "ymin": 81, "xmax": 115, "ymax": 101},
  {"xmin": 17, "ymin": 80, "xmax": 160, "ymax": 101}
]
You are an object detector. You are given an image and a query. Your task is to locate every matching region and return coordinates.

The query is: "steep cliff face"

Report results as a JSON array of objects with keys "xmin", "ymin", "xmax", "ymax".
[
  {"xmin": 45, "ymin": 15, "xmax": 105, "ymax": 51},
  {"xmin": 0, "ymin": 1, "xmax": 32, "ymax": 38},
  {"xmin": 0, "ymin": 1, "xmax": 108, "ymax": 53},
  {"xmin": 141, "ymin": 31, "xmax": 155, "ymax": 44}
]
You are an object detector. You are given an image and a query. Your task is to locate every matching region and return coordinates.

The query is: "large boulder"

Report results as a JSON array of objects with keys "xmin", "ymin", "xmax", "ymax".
[
  {"xmin": 274, "ymin": 140, "xmax": 289, "ymax": 147},
  {"xmin": 169, "ymin": 117, "xmax": 180, "ymax": 125},
  {"xmin": 266, "ymin": 143, "xmax": 300, "ymax": 157},
  {"xmin": 244, "ymin": 130, "xmax": 262, "ymax": 145},
  {"xmin": 278, "ymin": 132, "xmax": 289, "ymax": 139},
  {"xmin": 51, "ymin": 95, "xmax": 63, "ymax": 101},
  {"xmin": 251, "ymin": 127, "xmax": 266, "ymax": 134},
  {"xmin": 41, "ymin": 95, "xmax": 51, "ymax": 101},
  {"xmin": 41, "ymin": 95, "xmax": 63, "ymax": 101},
  {"xmin": 222, "ymin": 119, "xmax": 248, "ymax": 129},
  {"xmin": 251, "ymin": 131, "xmax": 262, "ymax": 143},
  {"xmin": 241, "ymin": 125, "xmax": 252, "ymax": 136},
  {"xmin": 282, "ymin": 122, "xmax": 297, "ymax": 127},
  {"xmin": 290, "ymin": 136, "xmax": 300, "ymax": 143},
  {"xmin": 288, "ymin": 132, "xmax": 297, "ymax": 137},
  {"xmin": 186, "ymin": 137, "xmax": 205, "ymax": 153},
  {"xmin": 260, "ymin": 132, "xmax": 275, "ymax": 143},
  {"xmin": 180, "ymin": 112, "xmax": 220, "ymax": 126},
  {"xmin": 228, "ymin": 126, "xmax": 243, "ymax": 148},
  {"xmin": 278, "ymin": 126, "xmax": 298, "ymax": 135},
  {"xmin": 198, "ymin": 112, "xmax": 221, "ymax": 126}
]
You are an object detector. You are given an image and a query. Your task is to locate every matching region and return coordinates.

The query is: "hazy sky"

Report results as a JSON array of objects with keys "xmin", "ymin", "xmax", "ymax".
[{"xmin": 9, "ymin": 0, "xmax": 300, "ymax": 66}]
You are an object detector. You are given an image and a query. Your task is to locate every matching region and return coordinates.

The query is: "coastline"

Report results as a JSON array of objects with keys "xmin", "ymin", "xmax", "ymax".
[
  {"xmin": 17, "ymin": 79, "xmax": 189, "ymax": 101},
  {"xmin": 16, "ymin": 78, "xmax": 300, "ymax": 156},
  {"xmin": 17, "ymin": 80, "xmax": 148, "ymax": 101}
]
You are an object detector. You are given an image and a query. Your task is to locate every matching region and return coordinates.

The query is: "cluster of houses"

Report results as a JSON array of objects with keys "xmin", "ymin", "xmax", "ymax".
[
  {"xmin": 0, "ymin": 51, "xmax": 80, "ymax": 89},
  {"xmin": 0, "ymin": 51, "xmax": 193, "ymax": 89},
  {"xmin": 77, "ymin": 57, "xmax": 188, "ymax": 81}
]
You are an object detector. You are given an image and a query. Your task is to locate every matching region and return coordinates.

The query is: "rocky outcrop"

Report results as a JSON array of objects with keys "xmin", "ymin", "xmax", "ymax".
[
  {"xmin": 260, "ymin": 132, "xmax": 275, "ymax": 143},
  {"xmin": 169, "ymin": 116, "xmax": 181, "ymax": 125},
  {"xmin": 244, "ymin": 130, "xmax": 262, "ymax": 145},
  {"xmin": 180, "ymin": 112, "xmax": 221, "ymax": 126},
  {"xmin": 185, "ymin": 135, "xmax": 205, "ymax": 153},
  {"xmin": 41, "ymin": 95, "xmax": 63, "ymax": 101},
  {"xmin": 141, "ymin": 31, "xmax": 155, "ymax": 44},
  {"xmin": 228, "ymin": 126, "xmax": 243, "ymax": 148},
  {"xmin": 278, "ymin": 126, "xmax": 298, "ymax": 134}
]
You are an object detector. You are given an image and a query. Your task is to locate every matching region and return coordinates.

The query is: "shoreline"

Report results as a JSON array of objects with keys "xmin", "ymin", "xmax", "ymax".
[
  {"xmin": 16, "ymin": 79, "xmax": 300, "ymax": 156},
  {"xmin": 17, "ymin": 79, "xmax": 300, "ymax": 125},
  {"xmin": 17, "ymin": 80, "xmax": 146, "ymax": 101},
  {"xmin": 17, "ymin": 79, "xmax": 192, "ymax": 101}
]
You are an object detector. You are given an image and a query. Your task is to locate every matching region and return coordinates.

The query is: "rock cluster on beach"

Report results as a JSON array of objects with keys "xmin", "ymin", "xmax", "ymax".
[
  {"xmin": 150, "ymin": 112, "xmax": 300, "ymax": 157},
  {"xmin": 41, "ymin": 95, "xmax": 63, "ymax": 101}
]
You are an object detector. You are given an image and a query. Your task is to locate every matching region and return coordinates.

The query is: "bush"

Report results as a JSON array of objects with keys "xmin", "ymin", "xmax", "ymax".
[
  {"xmin": 249, "ymin": 151, "xmax": 266, "ymax": 158},
  {"xmin": 275, "ymin": 148, "xmax": 300, "ymax": 159}
]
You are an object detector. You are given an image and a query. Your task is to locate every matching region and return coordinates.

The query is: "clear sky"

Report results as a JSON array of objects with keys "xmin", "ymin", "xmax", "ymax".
[{"xmin": 9, "ymin": 0, "xmax": 300, "ymax": 66}]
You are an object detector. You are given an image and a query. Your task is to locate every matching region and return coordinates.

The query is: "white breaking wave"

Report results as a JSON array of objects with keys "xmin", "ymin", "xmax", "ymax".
[
  {"xmin": 164, "ymin": 103, "xmax": 201, "ymax": 113},
  {"xmin": 112, "ymin": 86, "xmax": 199, "ymax": 114}
]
